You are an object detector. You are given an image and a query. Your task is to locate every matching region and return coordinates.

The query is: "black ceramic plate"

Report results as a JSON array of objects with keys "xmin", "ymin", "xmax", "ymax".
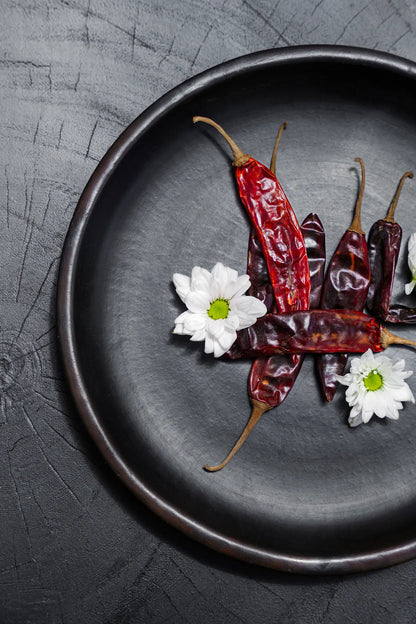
[{"xmin": 58, "ymin": 46, "xmax": 416, "ymax": 574}]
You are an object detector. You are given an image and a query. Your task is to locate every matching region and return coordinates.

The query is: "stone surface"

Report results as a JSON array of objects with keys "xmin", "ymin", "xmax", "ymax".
[{"xmin": 2, "ymin": 1, "xmax": 416, "ymax": 622}]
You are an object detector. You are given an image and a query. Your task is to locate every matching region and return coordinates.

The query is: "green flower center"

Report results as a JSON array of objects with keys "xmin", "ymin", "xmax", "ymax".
[
  {"xmin": 363, "ymin": 369, "xmax": 383, "ymax": 391},
  {"xmin": 207, "ymin": 298, "xmax": 230, "ymax": 320}
]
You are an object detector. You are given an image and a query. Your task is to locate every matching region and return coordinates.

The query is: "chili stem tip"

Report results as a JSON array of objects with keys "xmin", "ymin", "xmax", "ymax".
[
  {"xmin": 193, "ymin": 115, "xmax": 250, "ymax": 167},
  {"xmin": 381, "ymin": 327, "xmax": 416, "ymax": 349},
  {"xmin": 384, "ymin": 170, "xmax": 414, "ymax": 223},
  {"xmin": 203, "ymin": 400, "xmax": 270, "ymax": 472},
  {"xmin": 270, "ymin": 121, "xmax": 288, "ymax": 175},
  {"xmin": 349, "ymin": 157, "xmax": 365, "ymax": 234}
]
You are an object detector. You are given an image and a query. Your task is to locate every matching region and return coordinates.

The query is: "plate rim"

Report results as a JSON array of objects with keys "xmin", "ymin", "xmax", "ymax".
[{"xmin": 57, "ymin": 44, "xmax": 416, "ymax": 574}]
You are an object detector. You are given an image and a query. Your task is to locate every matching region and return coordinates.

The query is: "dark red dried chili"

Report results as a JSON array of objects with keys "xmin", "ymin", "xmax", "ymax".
[
  {"xmin": 367, "ymin": 171, "xmax": 414, "ymax": 322},
  {"xmin": 242, "ymin": 213, "xmax": 326, "ymax": 472},
  {"xmin": 317, "ymin": 158, "xmax": 370, "ymax": 401},
  {"xmin": 301, "ymin": 213, "xmax": 326, "ymax": 309},
  {"xmin": 224, "ymin": 309, "xmax": 416, "ymax": 359},
  {"xmin": 247, "ymin": 215, "xmax": 325, "ymax": 410}
]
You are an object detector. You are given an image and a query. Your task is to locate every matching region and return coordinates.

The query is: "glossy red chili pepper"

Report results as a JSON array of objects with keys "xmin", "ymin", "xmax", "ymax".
[
  {"xmin": 193, "ymin": 117, "xmax": 311, "ymax": 312},
  {"xmin": 224, "ymin": 310, "xmax": 415, "ymax": 359},
  {"xmin": 367, "ymin": 171, "xmax": 414, "ymax": 322},
  {"xmin": 317, "ymin": 158, "xmax": 370, "ymax": 401},
  {"xmin": 246, "ymin": 123, "xmax": 325, "ymax": 413}
]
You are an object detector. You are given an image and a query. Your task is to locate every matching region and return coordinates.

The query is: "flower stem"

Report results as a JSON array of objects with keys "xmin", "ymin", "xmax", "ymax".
[
  {"xmin": 203, "ymin": 400, "xmax": 271, "ymax": 472},
  {"xmin": 193, "ymin": 116, "xmax": 250, "ymax": 167},
  {"xmin": 384, "ymin": 171, "xmax": 414, "ymax": 223}
]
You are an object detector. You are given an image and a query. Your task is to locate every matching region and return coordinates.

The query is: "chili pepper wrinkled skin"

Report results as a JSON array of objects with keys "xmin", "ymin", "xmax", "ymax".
[
  {"xmin": 248, "ymin": 214, "xmax": 325, "ymax": 408},
  {"xmin": 236, "ymin": 158, "xmax": 311, "ymax": 312},
  {"xmin": 319, "ymin": 230, "xmax": 370, "ymax": 310},
  {"xmin": 317, "ymin": 228, "xmax": 370, "ymax": 401},
  {"xmin": 225, "ymin": 310, "xmax": 383, "ymax": 359},
  {"xmin": 367, "ymin": 220, "xmax": 402, "ymax": 320}
]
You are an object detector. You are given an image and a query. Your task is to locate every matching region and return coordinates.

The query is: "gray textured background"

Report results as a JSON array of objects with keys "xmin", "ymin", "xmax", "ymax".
[{"xmin": 2, "ymin": 1, "xmax": 416, "ymax": 622}]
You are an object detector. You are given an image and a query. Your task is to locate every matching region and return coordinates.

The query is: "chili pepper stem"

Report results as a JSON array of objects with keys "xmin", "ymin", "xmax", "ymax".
[
  {"xmin": 381, "ymin": 327, "xmax": 416, "ymax": 349},
  {"xmin": 384, "ymin": 171, "xmax": 414, "ymax": 223},
  {"xmin": 349, "ymin": 157, "xmax": 365, "ymax": 234},
  {"xmin": 203, "ymin": 400, "xmax": 271, "ymax": 472},
  {"xmin": 270, "ymin": 121, "xmax": 288, "ymax": 176},
  {"xmin": 193, "ymin": 116, "xmax": 250, "ymax": 167}
]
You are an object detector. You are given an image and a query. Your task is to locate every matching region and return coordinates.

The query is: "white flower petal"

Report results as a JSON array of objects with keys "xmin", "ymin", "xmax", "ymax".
[
  {"xmin": 208, "ymin": 279, "xmax": 220, "ymax": 301},
  {"xmin": 211, "ymin": 262, "xmax": 229, "ymax": 293},
  {"xmin": 189, "ymin": 328, "xmax": 207, "ymax": 342},
  {"xmin": 204, "ymin": 335, "xmax": 215, "ymax": 354},
  {"xmin": 217, "ymin": 327, "xmax": 236, "ymax": 351},
  {"xmin": 335, "ymin": 372, "xmax": 353, "ymax": 386},
  {"xmin": 190, "ymin": 266, "xmax": 211, "ymax": 292},
  {"xmin": 348, "ymin": 410, "xmax": 363, "ymax": 427},
  {"xmin": 224, "ymin": 311, "xmax": 240, "ymax": 330},
  {"xmin": 206, "ymin": 317, "xmax": 225, "ymax": 339},
  {"xmin": 230, "ymin": 295, "xmax": 267, "ymax": 324},
  {"xmin": 405, "ymin": 280, "xmax": 416, "ymax": 295},
  {"xmin": 185, "ymin": 291, "xmax": 211, "ymax": 314},
  {"xmin": 408, "ymin": 233, "xmax": 416, "ymax": 273},
  {"xmin": 173, "ymin": 273, "xmax": 191, "ymax": 303},
  {"xmin": 213, "ymin": 340, "xmax": 226, "ymax": 358},
  {"xmin": 183, "ymin": 312, "xmax": 206, "ymax": 333},
  {"xmin": 172, "ymin": 323, "xmax": 186, "ymax": 335},
  {"xmin": 223, "ymin": 274, "xmax": 251, "ymax": 299},
  {"xmin": 173, "ymin": 311, "xmax": 194, "ymax": 335}
]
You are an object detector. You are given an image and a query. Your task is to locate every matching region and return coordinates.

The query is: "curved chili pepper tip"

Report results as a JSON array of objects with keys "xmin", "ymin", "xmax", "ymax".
[
  {"xmin": 203, "ymin": 400, "xmax": 271, "ymax": 472},
  {"xmin": 193, "ymin": 116, "xmax": 250, "ymax": 167},
  {"xmin": 349, "ymin": 158, "xmax": 365, "ymax": 234},
  {"xmin": 270, "ymin": 121, "xmax": 288, "ymax": 176},
  {"xmin": 384, "ymin": 171, "xmax": 414, "ymax": 223},
  {"xmin": 380, "ymin": 327, "xmax": 416, "ymax": 349}
]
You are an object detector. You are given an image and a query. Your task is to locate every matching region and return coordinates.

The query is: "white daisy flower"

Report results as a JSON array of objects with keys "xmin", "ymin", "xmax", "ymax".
[
  {"xmin": 405, "ymin": 232, "xmax": 416, "ymax": 295},
  {"xmin": 336, "ymin": 349, "xmax": 414, "ymax": 427},
  {"xmin": 173, "ymin": 262, "xmax": 267, "ymax": 357}
]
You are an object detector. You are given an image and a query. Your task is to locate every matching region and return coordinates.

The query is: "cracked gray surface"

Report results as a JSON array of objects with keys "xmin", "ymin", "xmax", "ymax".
[{"xmin": 2, "ymin": 1, "xmax": 416, "ymax": 622}]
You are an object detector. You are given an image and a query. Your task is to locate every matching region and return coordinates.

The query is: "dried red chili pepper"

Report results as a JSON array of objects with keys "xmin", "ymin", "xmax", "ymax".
[
  {"xmin": 246, "ymin": 122, "xmax": 289, "ymax": 313},
  {"xmin": 193, "ymin": 116, "xmax": 311, "ymax": 312},
  {"xmin": 317, "ymin": 158, "xmax": 370, "ymax": 401},
  {"xmin": 367, "ymin": 171, "xmax": 414, "ymax": 322},
  {"xmin": 224, "ymin": 309, "xmax": 416, "ymax": 358},
  {"xmin": 247, "ymin": 125, "xmax": 325, "ymax": 416},
  {"xmin": 194, "ymin": 119, "xmax": 316, "ymax": 471}
]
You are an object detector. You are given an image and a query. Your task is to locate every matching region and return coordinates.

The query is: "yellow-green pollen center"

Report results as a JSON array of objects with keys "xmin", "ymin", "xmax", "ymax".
[
  {"xmin": 363, "ymin": 369, "xmax": 383, "ymax": 392},
  {"xmin": 207, "ymin": 298, "xmax": 230, "ymax": 320}
]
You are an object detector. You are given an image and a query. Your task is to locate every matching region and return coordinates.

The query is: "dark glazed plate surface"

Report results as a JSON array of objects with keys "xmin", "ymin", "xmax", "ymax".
[{"xmin": 58, "ymin": 46, "xmax": 416, "ymax": 574}]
